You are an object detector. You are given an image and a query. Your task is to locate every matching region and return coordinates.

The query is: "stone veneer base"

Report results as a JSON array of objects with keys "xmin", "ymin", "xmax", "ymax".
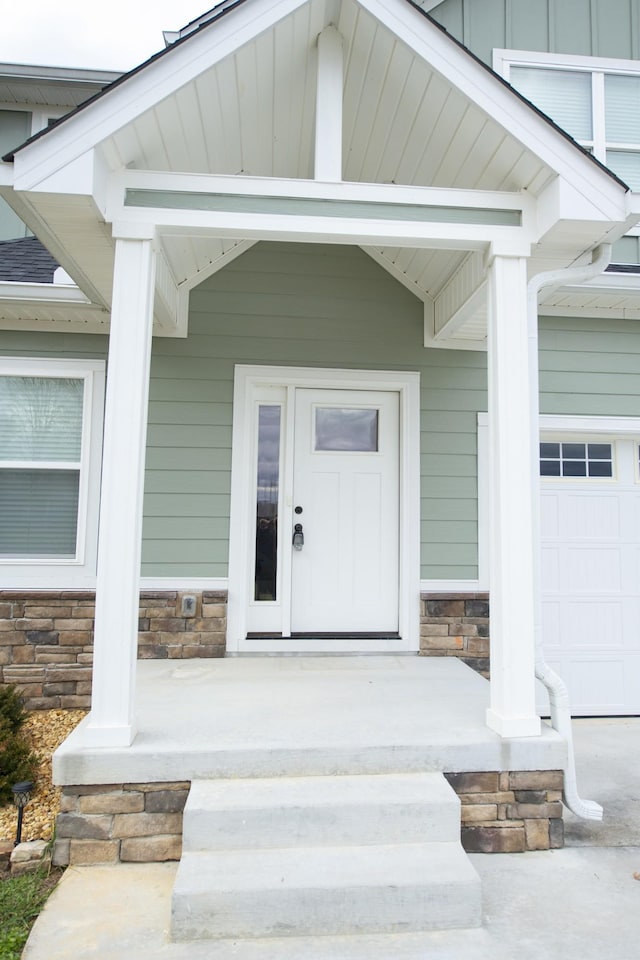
[
  {"xmin": 53, "ymin": 770, "xmax": 564, "ymax": 865},
  {"xmin": 0, "ymin": 590, "xmax": 227, "ymax": 710},
  {"xmin": 420, "ymin": 593, "xmax": 490, "ymax": 677},
  {"xmin": 2, "ymin": 590, "xmax": 488, "ymax": 709}
]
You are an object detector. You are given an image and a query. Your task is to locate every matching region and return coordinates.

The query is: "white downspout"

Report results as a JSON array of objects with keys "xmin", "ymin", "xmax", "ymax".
[{"xmin": 528, "ymin": 244, "xmax": 611, "ymax": 821}]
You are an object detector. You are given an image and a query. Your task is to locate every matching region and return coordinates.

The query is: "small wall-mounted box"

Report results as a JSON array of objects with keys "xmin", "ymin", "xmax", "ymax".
[{"xmin": 180, "ymin": 594, "xmax": 197, "ymax": 617}]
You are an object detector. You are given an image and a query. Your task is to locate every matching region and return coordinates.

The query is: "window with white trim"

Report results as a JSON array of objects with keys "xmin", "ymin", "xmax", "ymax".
[
  {"xmin": 540, "ymin": 440, "xmax": 613, "ymax": 478},
  {"xmin": 495, "ymin": 50, "xmax": 640, "ymax": 190},
  {"xmin": 0, "ymin": 358, "xmax": 105, "ymax": 583}
]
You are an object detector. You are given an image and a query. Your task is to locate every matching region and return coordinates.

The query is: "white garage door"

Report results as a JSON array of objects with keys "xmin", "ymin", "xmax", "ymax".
[{"xmin": 540, "ymin": 437, "xmax": 640, "ymax": 715}]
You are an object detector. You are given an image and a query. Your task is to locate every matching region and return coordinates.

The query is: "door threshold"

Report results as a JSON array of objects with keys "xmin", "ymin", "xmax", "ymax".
[
  {"xmin": 237, "ymin": 635, "xmax": 415, "ymax": 655},
  {"xmin": 246, "ymin": 632, "xmax": 401, "ymax": 640}
]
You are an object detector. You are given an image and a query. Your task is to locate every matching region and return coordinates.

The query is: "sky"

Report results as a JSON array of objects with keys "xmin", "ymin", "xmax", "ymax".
[{"xmin": 1, "ymin": 2, "xmax": 218, "ymax": 72}]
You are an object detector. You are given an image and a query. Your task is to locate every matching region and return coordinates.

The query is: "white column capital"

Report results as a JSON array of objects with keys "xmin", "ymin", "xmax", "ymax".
[{"xmin": 111, "ymin": 221, "xmax": 158, "ymax": 242}]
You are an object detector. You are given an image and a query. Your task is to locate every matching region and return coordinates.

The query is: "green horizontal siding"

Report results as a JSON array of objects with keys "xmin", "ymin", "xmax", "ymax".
[
  {"xmin": 149, "ymin": 241, "xmax": 484, "ymax": 579},
  {"xmin": 8, "ymin": 244, "xmax": 640, "ymax": 585},
  {"xmin": 539, "ymin": 315, "xmax": 640, "ymax": 417},
  {"xmin": 430, "ymin": 0, "xmax": 640, "ymax": 64}
]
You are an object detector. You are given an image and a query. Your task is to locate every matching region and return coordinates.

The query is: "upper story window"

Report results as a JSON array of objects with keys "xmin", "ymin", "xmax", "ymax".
[
  {"xmin": 0, "ymin": 108, "xmax": 64, "ymax": 241},
  {"xmin": 495, "ymin": 50, "xmax": 640, "ymax": 190},
  {"xmin": 0, "ymin": 358, "xmax": 105, "ymax": 586}
]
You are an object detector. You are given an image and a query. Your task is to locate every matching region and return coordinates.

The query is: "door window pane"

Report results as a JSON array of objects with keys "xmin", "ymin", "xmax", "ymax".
[
  {"xmin": 254, "ymin": 405, "xmax": 281, "ymax": 601},
  {"xmin": 315, "ymin": 407, "xmax": 378, "ymax": 452}
]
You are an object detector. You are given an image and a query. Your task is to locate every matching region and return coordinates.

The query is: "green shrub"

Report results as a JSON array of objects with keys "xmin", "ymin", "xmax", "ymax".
[
  {"xmin": 0, "ymin": 686, "xmax": 37, "ymax": 806},
  {"xmin": 0, "ymin": 687, "xmax": 27, "ymax": 735}
]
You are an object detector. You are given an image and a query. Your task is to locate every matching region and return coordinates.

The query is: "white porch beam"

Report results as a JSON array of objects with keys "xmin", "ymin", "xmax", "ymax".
[
  {"xmin": 485, "ymin": 254, "xmax": 541, "ymax": 739},
  {"xmin": 84, "ymin": 231, "xmax": 157, "ymax": 747},
  {"xmin": 112, "ymin": 169, "xmax": 534, "ymax": 213},
  {"xmin": 107, "ymin": 170, "xmax": 534, "ymax": 254},
  {"xmin": 113, "ymin": 212, "xmax": 530, "ymax": 254},
  {"xmin": 315, "ymin": 26, "xmax": 343, "ymax": 181}
]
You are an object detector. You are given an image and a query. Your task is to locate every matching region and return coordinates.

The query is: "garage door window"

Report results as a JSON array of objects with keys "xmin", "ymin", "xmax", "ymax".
[{"xmin": 540, "ymin": 441, "xmax": 613, "ymax": 478}]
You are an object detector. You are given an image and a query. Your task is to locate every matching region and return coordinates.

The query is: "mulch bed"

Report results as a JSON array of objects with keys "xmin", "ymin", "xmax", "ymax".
[{"xmin": 0, "ymin": 711, "xmax": 86, "ymax": 844}]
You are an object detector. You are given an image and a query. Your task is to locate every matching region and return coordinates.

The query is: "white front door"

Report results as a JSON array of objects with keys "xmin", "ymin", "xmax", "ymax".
[
  {"xmin": 227, "ymin": 366, "xmax": 420, "ymax": 655},
  {"xmin": 290, "ymin": 388, "xmax": 399, "ymax": 633}
]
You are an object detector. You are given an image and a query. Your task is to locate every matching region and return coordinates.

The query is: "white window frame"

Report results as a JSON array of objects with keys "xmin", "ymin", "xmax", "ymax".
[
  {"xmin": 0, "ymin": 357, "xmax": 105, "ymax": 587},
  {"xmin": 494, "ymin": 48, "xmax": 640, "ymax": 201}
]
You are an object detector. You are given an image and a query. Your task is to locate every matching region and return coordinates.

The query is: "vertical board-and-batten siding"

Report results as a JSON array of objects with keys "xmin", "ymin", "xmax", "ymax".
[
  {"xmin": 429, "ymin": 0, "xmax": 640, "ymax": 65},
  {"xmin": 4, "ymin": 243, "xmax": 640, "ymax": 580}
]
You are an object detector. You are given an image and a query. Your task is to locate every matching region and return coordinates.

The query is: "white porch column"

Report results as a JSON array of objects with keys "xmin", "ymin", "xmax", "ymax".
[
  {"xmin": 485, "ymin": 254, "xmax": 541, "ymax": 739},
  {"xmin": 314, "ymin": 25, "xmax": 343, "ymax": 181},
  {"xmin": 85, "ymin": 231, "xmax": 157, "ymax": 747}
]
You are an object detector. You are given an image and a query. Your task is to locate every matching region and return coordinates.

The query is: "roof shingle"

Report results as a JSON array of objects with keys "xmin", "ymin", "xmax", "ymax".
[{"xmin": 0, "ymin": 236, "xmax": 58, "ymax": 282}]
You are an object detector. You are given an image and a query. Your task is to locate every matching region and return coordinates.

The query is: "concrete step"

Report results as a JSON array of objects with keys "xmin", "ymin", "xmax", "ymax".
[
  {"xmin": 171, "ymin": 841, "xmax": 481, "ymax": 941},
  {"xmin": 182, "ymin": 772, "xmax": 460, "ymax": 851}
]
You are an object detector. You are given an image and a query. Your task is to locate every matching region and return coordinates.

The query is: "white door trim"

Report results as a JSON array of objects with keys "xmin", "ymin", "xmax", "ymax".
[{"xmin": 226, "ymin": 365, "xmax": 421, "ymax": 653}]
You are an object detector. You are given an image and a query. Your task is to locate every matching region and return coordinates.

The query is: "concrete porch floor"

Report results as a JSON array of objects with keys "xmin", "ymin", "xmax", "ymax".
[
  {"xmin": 25, "ymin": 717, "xmax": 640, "ymax": 960},
  {"xmin": 53, "ymin": 657, "xmax": 566, "ymax": 785}
]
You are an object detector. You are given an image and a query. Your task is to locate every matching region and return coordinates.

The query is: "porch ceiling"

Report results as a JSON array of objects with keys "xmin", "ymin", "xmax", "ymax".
[{"xmin": 95, "ymin": 0, "xmax": 554, "ymax": 306}]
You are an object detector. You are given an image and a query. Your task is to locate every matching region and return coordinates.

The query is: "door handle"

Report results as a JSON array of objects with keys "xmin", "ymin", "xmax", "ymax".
[{"xmin": 292, "ymin": 522, "xmax": 304, "ymax": 551}]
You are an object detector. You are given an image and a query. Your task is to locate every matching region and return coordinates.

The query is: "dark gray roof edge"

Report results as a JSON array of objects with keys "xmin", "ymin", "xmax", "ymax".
[
  {"xmin": 2, "ymin": 0, "xmax": 631, "ymax": 196},
  {"xmin": 2, "ymin": 0, "xmax": 249, "ymax": 162},
  {"xmin": 175, "ymin": 2, "xmax": 238, "ymax": 39}
]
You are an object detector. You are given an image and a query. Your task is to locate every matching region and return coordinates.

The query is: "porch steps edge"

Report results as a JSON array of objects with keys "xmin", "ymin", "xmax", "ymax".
[
  {"xmin": 182, "ymin": 771, "xmax": 460, "ymax": 851},
  {"xmin": 171, "ymin": 841, "xmax": 481, "ymax": 941}
]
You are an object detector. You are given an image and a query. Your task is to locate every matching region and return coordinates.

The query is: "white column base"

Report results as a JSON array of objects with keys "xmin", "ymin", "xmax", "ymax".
[
  {"xmin": 82, "ymin": 718, "xmax": 138, "ymax": 748},
  {"xmin": 486, "ymin": 708, "xmax": 541, "ymax": 739}
]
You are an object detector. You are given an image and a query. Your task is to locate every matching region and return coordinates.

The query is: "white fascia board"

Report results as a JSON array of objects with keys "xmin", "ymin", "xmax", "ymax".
[
  {"xmin": 0, "ymin": 162, "xmax": 12, "ymax": 186},
  {"xmin": 10, "ymin": 0, "xmax": 311, "ymax": 192},
  {"xmin": 536, "ymin": 176, "xmax": 637, "ymax": 238},
  {"xmin": 0, "ymin": 281, "xmax": 91, "ymax": 304},
  {"xmin": 539, "ymin": 304, "xmax": 640, "ymax": 320},
  {"xmin": 626, "ymin": 193, "xmax": 640, "ymax": 216},
  {"xmin": 554, "ymin": 273, "xmax": 640, "ymax": 295},
  {"xmin": 357, "ymin": 0, "xmax": 629, "ymax": 218}
]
